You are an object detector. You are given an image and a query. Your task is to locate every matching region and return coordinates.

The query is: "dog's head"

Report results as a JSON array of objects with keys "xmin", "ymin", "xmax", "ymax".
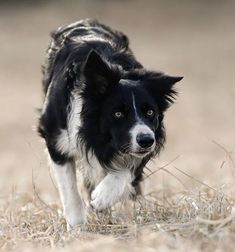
[{"xmin": 79, "ymin": 50, "xmax": 183, "ymax": 161}]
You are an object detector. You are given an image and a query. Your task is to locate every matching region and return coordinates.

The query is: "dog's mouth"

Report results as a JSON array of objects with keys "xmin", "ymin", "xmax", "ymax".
[
  {"xmin": 119, "ymin": 145, "xmax": 154, "ymax": 158},
  {"xmin": 129, "ymin": 149, "xmax": 152, "ymax": 158}
]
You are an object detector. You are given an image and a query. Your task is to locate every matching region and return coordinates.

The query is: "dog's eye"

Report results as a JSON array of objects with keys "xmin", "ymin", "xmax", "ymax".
[
  {"xmin": 114, "ymin": 112, "xmax": 124, "ymax": 118},
  {"xmin": 146, "ymin": 109, "xmax": 154, "ymax": 117}
]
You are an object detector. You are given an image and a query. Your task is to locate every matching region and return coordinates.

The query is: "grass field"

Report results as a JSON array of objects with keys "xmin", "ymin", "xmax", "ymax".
[
  {"xmin": 0, "ymin": 1, "xmax": 235, "ymax": 251},
  {"xmin": 1, "ymin": 183, "xmax": 235, "ymax": 251}
]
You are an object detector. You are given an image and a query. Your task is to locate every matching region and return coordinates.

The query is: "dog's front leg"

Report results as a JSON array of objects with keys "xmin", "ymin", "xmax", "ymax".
[
  {"xmin": 50, "ymin": 158, "xmax": 86, "ymax": 229},
  {"xmin": 90, "ymin": 169, "xmax": 133, "ymax": 210}
]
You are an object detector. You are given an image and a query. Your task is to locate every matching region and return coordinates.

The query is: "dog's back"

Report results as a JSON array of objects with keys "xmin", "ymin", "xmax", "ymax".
[{"xmin": 42, "ymin": 19, "xmax": 141, "ymax": 95}]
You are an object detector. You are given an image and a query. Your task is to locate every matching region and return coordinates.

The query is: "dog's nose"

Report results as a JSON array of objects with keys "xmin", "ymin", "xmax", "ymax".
[{"xmin": 136, "ymin": 133, "xmax": 154, "ymax": 148}]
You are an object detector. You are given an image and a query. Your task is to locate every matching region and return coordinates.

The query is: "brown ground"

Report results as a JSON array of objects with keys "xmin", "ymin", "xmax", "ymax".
[{"xmin": 0, "ymin": 1, "xmax": 235, "ymax": 251}]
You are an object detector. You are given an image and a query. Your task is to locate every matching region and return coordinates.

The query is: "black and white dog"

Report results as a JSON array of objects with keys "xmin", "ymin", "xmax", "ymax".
[{"xmin": 38, "ymin": 19, "xmax": 183, "ymax": 229}]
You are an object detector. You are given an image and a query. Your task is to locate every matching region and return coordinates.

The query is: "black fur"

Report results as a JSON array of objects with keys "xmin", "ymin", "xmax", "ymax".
[{"xmin": 38, "ymin": 19, "xmax": 182, "ymax": 187}]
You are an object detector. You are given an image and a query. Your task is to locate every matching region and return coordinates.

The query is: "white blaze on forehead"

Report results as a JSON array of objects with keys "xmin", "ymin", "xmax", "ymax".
[
  {"xmin": 129, "ymin": 92, "xmax": 155, "ymax": 151},
  {"xmin": 132, "ymin": 93, "xmax": 139, "ymax": 119}
]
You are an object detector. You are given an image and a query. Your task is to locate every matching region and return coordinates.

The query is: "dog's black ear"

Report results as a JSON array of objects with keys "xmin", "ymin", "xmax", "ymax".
[
  {"xmin": 82, "ymin": 50, "xmax": 119, "ymax": 96},
  {"xmin": 144, "ymin": 73, "xmax": 183, "ymax": 111}
]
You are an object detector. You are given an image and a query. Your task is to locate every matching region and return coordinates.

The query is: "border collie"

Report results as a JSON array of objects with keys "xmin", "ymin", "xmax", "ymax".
[{"xmin": 38, "ymin": 19, "xmax": 183, "ymax": 229}]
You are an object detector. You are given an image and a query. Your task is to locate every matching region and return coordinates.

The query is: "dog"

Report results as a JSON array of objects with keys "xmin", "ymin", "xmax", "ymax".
[{"xmin": 38, "ymin": 19, "xmax": 183, "ymax": 229}]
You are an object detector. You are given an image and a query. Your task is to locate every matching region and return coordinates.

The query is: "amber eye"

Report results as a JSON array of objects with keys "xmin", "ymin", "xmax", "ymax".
[
  {"xmin": 146, "ymin": 109, "xmax": 154, "ymax": 116},
  {"xmin": 114, "ymin": 112, "xmax": 123, "ymax": 118}
]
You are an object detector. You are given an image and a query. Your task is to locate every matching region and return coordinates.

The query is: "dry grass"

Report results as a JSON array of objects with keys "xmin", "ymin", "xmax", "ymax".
[
  {"xmin": 1, "ymin": 150, "xmax": 235, "ymax": 251},
  {"xmin": 1, "ymin": 182, "xmax": 235, "ymax": 252},
  {"xmin": 0, "ymin": 2, "xmax": 235, "ymax": 251}
]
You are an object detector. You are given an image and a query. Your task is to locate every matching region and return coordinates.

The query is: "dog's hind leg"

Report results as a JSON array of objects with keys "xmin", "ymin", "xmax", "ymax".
[{"xmin": 50, "ymin": 158, "xmax": 86, "ymax": 230}]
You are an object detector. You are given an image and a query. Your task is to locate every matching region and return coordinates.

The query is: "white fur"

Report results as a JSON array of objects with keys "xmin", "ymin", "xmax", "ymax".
[
  {"xmin": 87, "ymin": 154, "xmax": 141, "ymax": 210},
  {"xmin": 132, "ymin": 92, "xmax": 139, "ymax": 120},
  {"xmin": 130, "ymin": 93, "xmax": 155, "ymax": 152},
  {"xmin": 56, "ymin": 93, "xmax": 82, "ymax": 156},
  {"xmin": 79, "ymin": 151, "xmax": 141, "ymax": 199},
  {"xmin": 79, "ymin": 151, "xmax": 106, "ymax": 189},
  {"xmin": 50, "ymin": 158, "xmax": 86, "ymax": 229},
  {"xmin": 129, "ymin": 123, "xmax": 155, "ymax": 152},
  {"xmin": 90, "ymin": 169, "xmax": 133, "ymax": 210}
]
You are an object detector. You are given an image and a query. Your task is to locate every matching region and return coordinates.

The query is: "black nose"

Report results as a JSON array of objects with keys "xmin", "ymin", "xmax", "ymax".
[{"xmin": 136, "ymin": 133, "xmax": 154, "ymax": 148}]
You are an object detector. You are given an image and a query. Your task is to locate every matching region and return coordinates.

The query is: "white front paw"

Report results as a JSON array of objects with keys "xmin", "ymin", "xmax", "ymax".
[
  {"xmin": 90, "ymin": 171, "xmax": 132, "ymax": 211},
  {"xmin": 90, "ymin": 181, "xmax": 116, "ymax": 210}
]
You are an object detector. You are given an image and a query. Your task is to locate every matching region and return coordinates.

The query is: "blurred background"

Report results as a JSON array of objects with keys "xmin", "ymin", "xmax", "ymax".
[{"xmin": 0, "ymin": 0, "xmax": 234, "ymax": 201}]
